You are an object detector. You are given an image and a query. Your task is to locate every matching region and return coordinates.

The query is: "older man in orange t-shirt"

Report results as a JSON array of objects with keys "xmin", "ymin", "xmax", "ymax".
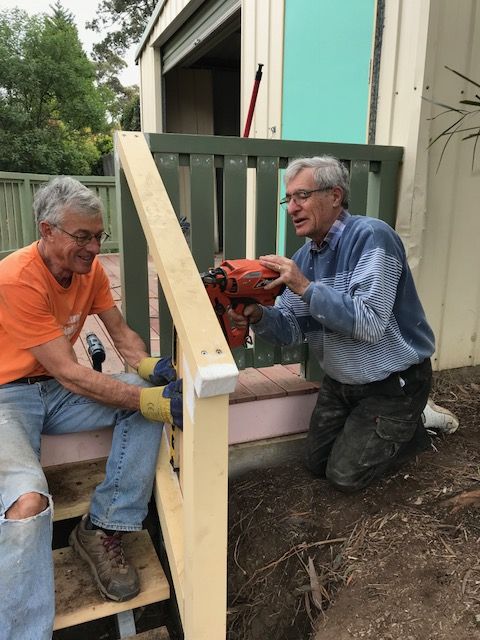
[{"xmin": 0, "ymin": 177, "xmax": 181, "ymax": 640}]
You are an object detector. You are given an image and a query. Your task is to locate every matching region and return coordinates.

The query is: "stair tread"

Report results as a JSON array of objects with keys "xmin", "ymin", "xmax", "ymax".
[
  {"xmin": 53, "ymin": 529, "xmax": 169, "ymax": 630},
  {"xmin": 45, "ymin": 457, "xmax": 107, "ymax": 522},
  {"xmin": 124, "ymin": 627, "xmax": 170, "ymax": 639}
]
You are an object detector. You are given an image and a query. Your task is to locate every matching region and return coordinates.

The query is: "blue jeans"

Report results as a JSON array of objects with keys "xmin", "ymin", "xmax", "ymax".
[{"xmin": 0, "ymin": 373, "xmax": 162, "ymax": 640}]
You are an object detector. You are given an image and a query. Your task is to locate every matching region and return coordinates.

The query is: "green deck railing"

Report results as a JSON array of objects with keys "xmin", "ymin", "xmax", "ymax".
[
  {"xmin": 0, "ymin": 171, "xmax": 118, "ymax": 259},
  {"xmin": 118, "ymin": 133, "xmax": 403, "ymax": 375}
]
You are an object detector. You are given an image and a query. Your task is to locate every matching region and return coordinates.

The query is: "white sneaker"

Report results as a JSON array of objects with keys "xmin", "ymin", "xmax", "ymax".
[{"xmin": 422, "ymin": 398, "xmax": 459, "ymax": 435}]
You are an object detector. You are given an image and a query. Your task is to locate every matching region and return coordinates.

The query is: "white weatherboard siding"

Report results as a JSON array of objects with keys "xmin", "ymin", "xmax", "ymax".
[
  {"xmin": 241, "ymin": 0, "xmax": 284, "ymax": 257},
  {"xmin": 137, "ymin": 0, "xmax": 201, "ymax": 131},
  {"xmin": 139, "ymin": 44, "xmax": 162, "ymax": 132},
  {"xmin": 137, "ymin": 0, "xmax": 284, "ymax": 138},
  {"xmin": 240, "ymin": 0, "xmax": 284, "ymax": 141},
  {"xmin": 376, "ymin": 0, "xmax": 480, "ymax": 371}
]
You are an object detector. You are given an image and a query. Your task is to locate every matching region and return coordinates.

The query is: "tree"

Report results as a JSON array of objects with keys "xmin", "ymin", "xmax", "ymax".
[
  {"xmin": 0, "ymin": 4, "xmax": 112, "ymax": 174},
  {"xmin": 86, "ymin": 1, "xmax": 152, "ymax": 129},
  {"xmin": 93, "ymin": 52, "xmax": 140, "ymax": 128},
  {"xmin": 120, "ymin": 92, "xmax": 141, "ymax": 131},
  {"xmin": 87, "ymin": 0, "xmax": 156, "ymax": 63}
]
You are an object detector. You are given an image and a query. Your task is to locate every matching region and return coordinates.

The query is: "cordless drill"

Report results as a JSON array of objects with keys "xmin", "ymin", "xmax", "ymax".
[
  {"xmin": 201, "ymin": 259, "xmax": 284, "ymax": 349},
  {"xmin": 86, "ymin": 332, "xmax": 106, "ymax": 372}
]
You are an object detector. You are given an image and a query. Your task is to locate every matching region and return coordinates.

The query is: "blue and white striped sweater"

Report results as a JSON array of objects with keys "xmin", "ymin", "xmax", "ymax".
[{"xmin": 254, "ymin": 212, "xmax": 435, "ymax": 384}]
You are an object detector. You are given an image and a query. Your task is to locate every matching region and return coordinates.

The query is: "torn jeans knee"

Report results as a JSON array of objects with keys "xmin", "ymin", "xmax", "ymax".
[{"xmin": 0, "ymin": 494, "xmax": 55, "ymax": 640}]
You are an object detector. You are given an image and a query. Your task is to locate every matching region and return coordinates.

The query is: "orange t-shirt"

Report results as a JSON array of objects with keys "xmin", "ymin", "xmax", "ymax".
[{"xmin": 0, "ymin": 242, "xmax": 115, "ymax": 384}]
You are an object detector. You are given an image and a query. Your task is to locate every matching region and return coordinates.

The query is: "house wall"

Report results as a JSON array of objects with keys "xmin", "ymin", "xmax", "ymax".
[
  {"xmin": 282, "ymin": 0, "xmax": 375, "ymax": 143},
  {"xmin": 138, "ymin": 0, "xmax": 198, "ymax": 132},
  {"xmin": 240, "ymin": 0, "xmax": 284, "ymax": 140},
  {"xmin": 375, "ymin": 0, "xmax": 480, "ymax": 371},
  {"xmin": 240, "ymin": 0, "xmax": 285, "ymax": 256},
  {"xmin": 139, "ymin": 44, "xmax": 163, "ymax": 132},
  {"xmin": 142, "ymin": 0, "xmax": 196, "ymax": 49},
  {"xmin": 138, "ymin": 0, "xmax": 375, "ymax": 144},
  {"xmin": 278, "ymin": 0, "xmax": 376, "ymax": 249},
  {"xmin": 138, "ymin": 0, "xmax": 284, "ymax": 137}
]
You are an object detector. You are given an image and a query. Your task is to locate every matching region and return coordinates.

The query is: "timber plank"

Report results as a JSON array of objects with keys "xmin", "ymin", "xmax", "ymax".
[
  {"xmin": 147, "ymin": 256, "xmax": 159, "ymax": 297},
  {"xmin": 229, "ymin": 380, "xmax": 255, "ymax": 404},
  {"xmin": 260, "ymin": 364, "xmax": 320, "ymax": 395},
  {"xmin": 150, "ymin": 336, "xmax": 160, "ymax": 355},
  {"xmin": 98, "ymin": 255, "xmax": 123, "ymax": 301},
  {"xmin": 149, "ymin": 297, "xmax": 159, "ymax": 314},
  {"xmin": 110, "ymin": 283, "xmax": 123, "ymax": 302},
  {"xmin": 72, "ymin": 300, "xmax": 126, "ymax": 374},
  {"xmin": 124, "ymin": 627, "xmax": 170, "ymax": 639},
  {"xmin": 284, "ymin": 363, "xmax": 301, "ymax": 375},
  {"xmin": 53, "ymin": 530, "xmax": 169, "ymax": 630},
  {"xmin": 73, "ymin": 337, "xmax": 91, "ymax": 369},
  {"xmin": 154, "ymin": 431, "xmax": 184, "ymax": 615},
  {"xmin": 98, "ymin": 254, "xmax": 119, "ymax": 281},
  {"xmin": 238, "ymin": 367, "xmax": 286, "ymax": 400},
  {"xmin": 45, "ymin": 458, "xmax": 107, "ymax": 522}
]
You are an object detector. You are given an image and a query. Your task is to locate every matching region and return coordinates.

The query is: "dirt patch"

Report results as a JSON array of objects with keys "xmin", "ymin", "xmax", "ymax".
[{"xmin": 227, "ymin": 366, "xmax": 480, "ymax": 640}]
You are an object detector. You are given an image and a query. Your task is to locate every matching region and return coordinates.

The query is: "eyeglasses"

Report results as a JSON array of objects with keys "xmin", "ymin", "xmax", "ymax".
[
  {"xmin": 279, "ymin": 187, "xmax": 332, "ymax": 209},
  {"xmin": 52, "ymin": 224, "xmax": 110, "ymax": 247}
]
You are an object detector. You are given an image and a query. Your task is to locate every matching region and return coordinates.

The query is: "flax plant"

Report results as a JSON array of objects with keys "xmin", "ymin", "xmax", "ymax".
[{"xmin": 423, "ymin": 66, "xmax": 480, "ymax": 172}]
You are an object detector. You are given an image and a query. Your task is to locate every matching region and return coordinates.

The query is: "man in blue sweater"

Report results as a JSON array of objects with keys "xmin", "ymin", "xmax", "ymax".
[{"xmin": 230, "ymin": 155, "xmax": 446, "ymax": 492}]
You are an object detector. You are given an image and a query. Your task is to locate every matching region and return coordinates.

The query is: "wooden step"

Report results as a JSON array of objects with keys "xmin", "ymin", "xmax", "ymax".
[
  {"xmin": 124, "ymin": 627, "xmax": 170, "ymax": 639},
  {"xmin": 45, "ymin": 457, "xmax": 107, "ymax": 521},
  {"xmin": 53, "ymin": 529, "xmax": 170, "ymax": 630}
]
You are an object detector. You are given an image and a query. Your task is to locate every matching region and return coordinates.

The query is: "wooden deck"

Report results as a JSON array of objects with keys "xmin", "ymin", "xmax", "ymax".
[{"xmin": 75, "ymin": 254, "xmax": 320, "ymax": 405}]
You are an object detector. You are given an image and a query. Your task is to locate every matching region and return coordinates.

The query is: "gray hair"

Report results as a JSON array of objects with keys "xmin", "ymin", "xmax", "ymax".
[
  {"xmin": 34, "ymin": 176, "xmax": 104, "ymax": 227},
  {"xmin": 284, "ymin": 155, "xmax": 350, "ymax": 207}
]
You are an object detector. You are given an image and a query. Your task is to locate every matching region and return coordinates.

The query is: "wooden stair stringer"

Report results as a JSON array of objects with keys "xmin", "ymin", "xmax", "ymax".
[{"xmin": 154, "ymin": 429, "xmax": 185, "ymax": 625}]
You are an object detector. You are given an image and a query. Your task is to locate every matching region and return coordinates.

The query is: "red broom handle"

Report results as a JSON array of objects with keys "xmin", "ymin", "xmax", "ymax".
[{"xmin": 243, "ymin": 64, "xmax": 264, "ymax": 138}]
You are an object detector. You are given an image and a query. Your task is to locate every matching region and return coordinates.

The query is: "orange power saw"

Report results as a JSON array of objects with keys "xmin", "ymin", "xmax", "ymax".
[{"xmin": 201, "ymin": 259, "xmax": 284, "ymax": 349}]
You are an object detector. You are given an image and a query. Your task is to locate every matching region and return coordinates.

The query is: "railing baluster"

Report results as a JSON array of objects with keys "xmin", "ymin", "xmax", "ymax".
[
  {"xmin": 254, "ymin": 156, "xmax": 279, "ymax": 256},
  {"xmin": 117, "ymin": 167, "xmax": 150, "ymax": 350},
  {"xmin": 252, "ymin": 157, "xmax": 280, "ymax": 368},
  {"xmin": 156, "ymin": 153, "xmax": 181, "ymax": 215},
  {"xmin": 156, "ymin": 153, "xmax": 182, "ymax": 357},
  {"xmin": 106, "ymin": 184, "xmax": 119, "ymax": 253},
  {"xmin": 190, "ymin": 154, "xmax": 216, "ymax": 273},
  {"xmin": 376, "ymin": 160, "xmax": 400, "ymax": 227},
  {"xmin": 223, "ymin": 155, "xmax": 247, "ymax": 259},
  {"xmin": 4, "ymin": 181, "xmax": 16, "ymax": 249},
  {"xmin": 349, "ymin": 159, "xmax": 370, "ymax": 215}
]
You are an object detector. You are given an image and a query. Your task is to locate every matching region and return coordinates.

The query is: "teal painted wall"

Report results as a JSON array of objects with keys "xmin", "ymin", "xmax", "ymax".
[
  {"xmin": 282, "ymin": 0, "xmax": 375, "ymax": 143},
  {"xmin": 277, "ymin": 0, "xmax": 375, "ymax": 254}
]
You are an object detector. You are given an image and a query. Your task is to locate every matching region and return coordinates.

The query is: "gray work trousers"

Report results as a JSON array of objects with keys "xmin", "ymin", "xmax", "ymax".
[{"xmin": 305, "ymin": 359, "xmax": 432, "ymax": 492}]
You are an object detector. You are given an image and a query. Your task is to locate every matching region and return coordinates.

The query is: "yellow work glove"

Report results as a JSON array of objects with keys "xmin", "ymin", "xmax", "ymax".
[
  {"xmin": 138, "ymin": 356, "xmax": 177, "ymax": 386},
  {"xmin": 140, "ymin": 379, "xmax": 183, "ymax": 428}
]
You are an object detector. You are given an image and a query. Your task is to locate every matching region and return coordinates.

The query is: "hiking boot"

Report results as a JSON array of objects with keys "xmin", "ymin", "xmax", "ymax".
[
  {"xmin": 69, "ymin": 515, "xmax": 140, "ymax": 602},
  {"xmin": 422, "ymin": 398, "xmax": 459, "ymax": 435}
]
